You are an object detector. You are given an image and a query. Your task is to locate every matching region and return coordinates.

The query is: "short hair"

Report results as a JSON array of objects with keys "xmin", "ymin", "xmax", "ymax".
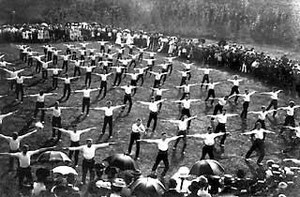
[
  {"xmin": 168, "ymin": 178, "xmax": 177, "ymax": 189},
  {"xmin": 161, "ymin": 132, "xmax": 167, "ymax": 136}
]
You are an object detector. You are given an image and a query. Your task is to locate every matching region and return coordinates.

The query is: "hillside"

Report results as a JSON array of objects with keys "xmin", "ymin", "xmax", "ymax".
[{"xmin": 1, "ymin": 0, "xmax": 300, "ymax": 47}]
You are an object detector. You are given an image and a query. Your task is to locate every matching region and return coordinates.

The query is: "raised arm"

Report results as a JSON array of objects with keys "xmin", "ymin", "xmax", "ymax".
[
  {"xmin": 167, "ymin": 135, "xmax": 184, "ymax": 142},
  {"xmin": 19, "ymin": 129, "xmax": 38, "ymax": 140},
  {"xmin": 138, "ymin": 101, "xmax": 151, "ymax": 106},
  {"xmin": 0, "ymin": 133, "xmax": 11, "ymax": 141},
  {"xmin": 94, "ymin": 142, "xmax": 110, "ymax": 149},
  {"xmin": 78, "ymin": 127, "xmax": 97, "ymax": 134}
]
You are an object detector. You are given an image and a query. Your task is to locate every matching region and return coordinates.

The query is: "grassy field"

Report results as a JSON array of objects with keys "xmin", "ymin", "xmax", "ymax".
[{"xmin": 0, "ymin": 42, "xmax": 299, "ymax": 196}]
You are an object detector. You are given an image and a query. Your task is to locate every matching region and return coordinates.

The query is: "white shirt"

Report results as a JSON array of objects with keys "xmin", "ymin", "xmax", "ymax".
[
  {"xmin": 156, "ymin": 138, "xmax": 174, "ymax": 151},
  {"xmin": 182, "ymin": 100, "xmax": 191, "ymax": 109},
  {"xmin": 218, "ymin": 98, "xmax": 227, "ymax": 106},
  {"xmin": 155, "ymin": 74, "xmax": 162, "ymax": 80},
  {"xmin": 258, "ymin": 111, "xmax": 269, "ymax": 120},
  {"xmin": 16, "ymin": 76, "xmax": 24, "ymax": 84},
  {"xmin": 232, "ymin": 80, "xmax": 241, "ymax": 86},
  {"xmin": 123, "ymin": 86, "xmax": 133, "ymax": 94},
  {"xmin": 53, "ymin": 107, "xmax": 61, "ymax": 117},
  {"xmin": 244, "ymin": 94, "xmax": 251, "ymax": 102},
  {"xmin": 82, "ymin": 89, "xmax": 92, "ymax": 98},
  {"xmin": 178, "ymin": 121, "xmax": 188, "ymax": 131},
  {"xmin": 252, "ymin": 129, "xmax": 265, "ymax": 140},
  {"xmin": 149, "ymin": 103, "xmax": 159, "ymax": 112},
  {"xmin": 64, "ymin": 78, "xmax": 71, "ymax": 84},
  {"xmin": 37, "ymin": 94, "xmax": 45, "ymax": 102},
  {"xmin": 202, "ymin": 133, "xmax": 219, "ymax": 146},
  {"xmin": 270, "ymin": 92, "xmax": 279, "ymax": 100},
  {"xmin": 63, "ymin": 56, "xmax": 69, "ymax": 61},
  {"xmin": 204, "ymin": 69, "xmax": 211, "ymax": 75},
  {"xmin": 116, "ymin": 67, "xmax": 122, "ymax": 73},
  {"xmin": 64, "ymin": 130, "xmax": 86, "ymax": 142},
  {"xmin": 86, "ymin": 67, "xmax": 93, "ymax": 72},
  {"xmin": 286, "ymin": 106, "xmax": 295, "ymax": 116},
  {"xmin": 208, "ymin": 83, "xmax": 215, "ymax": 90},
  {"xmin": 132, "ymin": 123, "xmax": 145, "ymax": 133},
  {"xmin": 156, "ymin": 89, "xmax": 163, "ymax": 96},
  {"xmin": 12, "ymin": 151, "xmax": 35, "ymax": 168},
  {"xmin": 183, "ymin": 85, "xmax": 190, "ymax": 93},
  {"xmin": 216, "ymin": 115, "xmax": 228, "ymax": 124},
  {"xmin": 103, "ymin": 107, "xmax": 114, "ymax": 116},
  {"xmin": 70, "ymin": 144, "xmax": 109, "ymax": 160},
  {"xmin": 9, "ymin": 138, "xmax": 21, "ymax": 150},
  {"xmin": 131, "ymin": 74, "xmax": 138, "ymax": 80},
  {"xmin": 101, "ymin": 74, "xmax": 109, "ymax": 81}
]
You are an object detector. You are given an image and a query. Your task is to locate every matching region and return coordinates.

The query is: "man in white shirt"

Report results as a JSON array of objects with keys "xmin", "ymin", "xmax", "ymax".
[
  {"xmin": 149, "ymin": 70, "xmax": 168, "ymax": 88},
  {"xmin": 227, "ymin": 75, "xmax": 243, "ymax": 104},
  {"xmin": 208, "ymin": 109, "xmax": 238, "ymax": 149},
  {"xmin": 74, "ymin": 86, "xmax": 100, "ymax": 116},
  {"xmin": 248, "ymin": 106, "xmax": 276, "ymax": 129},
  {"xmin": 162, "ymin": 116, "xmax": 197, "ymax": 154},
  {"xmin": 70, "ymin": 59, "xmax": 84, "ymax": 77},
  {"xmin": 177, "ymin": 70, "xmax": 190, "ymax": 86},
  {"xmin": 0, "ymin": 144, "xmax": 54, "ymax": 189},
  {"xmin": 58, "ymin": 74, "xmax": 80, "ymax": 101},
  {"xmin": 212, "ymin": 96, "xmax": 228, "ymax": 115},
  {"xmin": 243, "ymin": 122, "xmax": 275, "ymax": 165},
  {"xmin": 38, "ymin": 59, "xmax": 52, "ymax": 79},
  {"xmin": 47, "ymin": 66, "xmax": 63, "ymax": 89},
  {"xmin": 138, "ymin": 97, "xmax": 166, "ymax": 132},
  {"xmin": 66, "ymin": 139, "xmax": 115, "ymax": 184},
  {"xmin": 203, "ymin": 80, "xmax": 221, "ymax": 105},
  {"xmin": 0, "ymin": 67, "xmax": 24, "ymax": 91},
  {"xmin": 232, "ymin": 90, "xmax": 256, "ymax": 119},
  {"xmin": 91, "ymin": 101, "xmax": 125, "ymax": 138},
  {"xmin": 261, "ymin": 88, "xmax": 283, "ymax": 117},
  {"xmin": 60, "ymin": 54, "xmax": 71, "ymax": 73},
  {"xmin": 278, "ymin": 101, "xmax": 300, "ymax": 136},
  {"xmin": 0, "ymin": 129, "xmax": 37, "ymax": 171},
  {"xmin": 127, "ymin": 119, "xmax": 145, "ymax": 160},
  {"xmin": 26, "ymin": 91, "xmax": 57, "ymax": 122},
  {"xmin": 199, "ymin": 67, "xmax": 213, "ymax": 90},
  {"xmin": 118, "ymin": 83, "xmax": 137, "ymax": 114},
  {"xmin": 134, "ymin": 67, "xmax": 148, "ymax": 86},
  {"xmin": 81, "ymin": 64, "xmax": 96, "ymax": 87},
  {"xmin": 176, "ymin": 82, "xmax": 199, "ymax": 100},
  {"xmin": 187, "ymin": 126, "xmax": 226, "ymax": 159},
  {"xmin": 93, "ymin": 70, "xmax": 113, "ymax": 99},
  {"xmin": 8, "ymin": 73, "xmax": 33, "ymax": 102},
  {"xmin": 57, "ymin": 125, "xmax": 96, "ymax": 166},
  {"xmin": 139, "ymin": 133, "xmax": 182, "ymax": 177},
  {"xmin": 111, "ymin": 64, "xmax": 125, "ymax": 87}
]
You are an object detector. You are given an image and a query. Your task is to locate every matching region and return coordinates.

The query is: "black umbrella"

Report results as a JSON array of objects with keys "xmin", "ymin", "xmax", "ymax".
[
  {"xmin": 131, "ymin": 177, "xmax": 166, "ymax": 197},
  {"xmin": 190, "ymin": 159, "xmax": 225, "ymax": 176},
  {"xmin": 37, "ymin": 151, "xmax": 71, "ymax": 163},
  {"xmin": 103, "ymin": 153, "xmax": 138, "ymax": 171}
]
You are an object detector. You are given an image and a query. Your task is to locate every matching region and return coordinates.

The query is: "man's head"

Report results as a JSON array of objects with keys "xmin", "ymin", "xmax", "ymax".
[
  {"xmin": 39, "ymin": 91, "xmax": 44, "ymax": 96},
  {"xmin": 185, "ymin": 94, "xmax": 190, "ymax": 100},
  {"xmin": 207, "ymin": 126, "xmax": 213, "ymax": 134},
  {"xmin": 136, "ymin": 119, "xmax": 142, "ymax": 126},
  {"xmin": 255, "ymin": 122, "xmax": 262, "ymax": 129},
  {"xmin": 12, "ymin": 132, "xmax": 18, "ymax": 140},
  {"xmin": 106, "ymin": 101, "xmax": 112, "ymax": 107},
  {"xmin": 22, "ymin": 144, "xmax": 29, "ymax": 153},
  {"xmin": 65, "ymin": 74, "xmax": 69, "ymax": 78},
  {"xmin": 234, "ymin": 75, "xmax": 238, "ymax": 80},
  {"xmin": 86, "ymin": 138, "xmax": 93, "ymax": 147},
  {"xmin": 245, "ymin": 89, "xmax": 249, "ymax": 94},
  {"xmin": 289, "ymin": 101, "xmax": 295, "ymax": 107},
  {"xmin": 55, "ymin": 101, "xmax": 59, "ymax": 108},
  {"xmin": 261, "ymin": 105, "xmax": 266, "ymax": 111},
  {"xmin": 150, "ymin": 96, "xmax": 155, "ymax": 102},
  {"xmin": 161, "ymin": 132, "xmax": 167, "ymax": 140},
  {"xmin": 222, "ymin": 109, "xmax": 227, "ymax": 115}
]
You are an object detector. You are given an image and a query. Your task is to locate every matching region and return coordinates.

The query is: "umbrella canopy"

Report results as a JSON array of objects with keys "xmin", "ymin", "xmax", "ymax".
[
  {"xmin": 53, "ymin": 166, "xmax": 78, "ymax": 175},
  {"xmin": 190, "ymin": 160, "xmax": 225, "ymax": 176},
  {"xmin": 37, "ymin": 151, "xmax": 71, "ymax": 163},
  {"xmin": 131, "ymin": 177, "xmax": 166, "ymax": 197},
  {"xmin": 103, "ymin": 153, "xmax": 138, "ymax": 171}
]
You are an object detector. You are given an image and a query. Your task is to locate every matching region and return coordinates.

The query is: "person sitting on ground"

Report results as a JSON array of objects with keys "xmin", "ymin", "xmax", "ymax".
[{"xmin": 162, "ymin": 178, "xmax": 183, "ymax": 197}]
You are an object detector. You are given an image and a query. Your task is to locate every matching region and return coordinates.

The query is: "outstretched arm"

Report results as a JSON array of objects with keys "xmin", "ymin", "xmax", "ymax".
[{"xmin": 19, "ymin": 129, "xmax": 38, "ymax": 140}]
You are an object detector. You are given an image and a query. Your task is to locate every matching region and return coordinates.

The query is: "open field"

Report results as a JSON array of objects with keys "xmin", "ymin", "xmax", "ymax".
[{"xmin": 0, "ymin": 42, "xmax": 299, "ymax": 196}]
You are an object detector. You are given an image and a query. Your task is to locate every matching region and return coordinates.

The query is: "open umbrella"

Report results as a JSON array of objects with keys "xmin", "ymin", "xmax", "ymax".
[
  {"xmin": 53, "ymin": 166, "xmax": 78, "ymax": 175},
  {"xmin": 103, "ymin": 153, "xmax": 138, "ymax": 171},
  {"xmin": 131, "ymin": 177, "xmax": 166, "ymax": 197},
  {"xmin": 190, "ymin": 160, "xmax": 225, "ymax": 176},
  {"xmin": 37, "ymin": 151, "xmax": 71, "ymax": 163}
]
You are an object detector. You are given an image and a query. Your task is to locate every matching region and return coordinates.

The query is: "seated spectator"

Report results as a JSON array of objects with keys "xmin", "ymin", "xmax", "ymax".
[
  {"xmin": 162, "ymin": 178, "xmax": 183, "ymax": 197},
  {"xmin": 187, "ymin": 181, "xmax": 200, "ymax": 197},
  {"xmin": 196, "ymin": 176, "xmax": 211, "ymax": 197}
]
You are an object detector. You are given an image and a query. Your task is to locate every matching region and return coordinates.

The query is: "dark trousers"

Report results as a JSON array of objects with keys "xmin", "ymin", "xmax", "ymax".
[
  {"xmin": 129, "ymin": 60, "xmax": 137, "ymax": 68},
  {"xmin": 173, "ymin": 130, "xmax": 187, "ymax": 152},
  {"xmin": 128, "ymin": 132, "xmax": 141, "ymax": 158},
  {"xmin": 205, "ymin": 89, "xmax": 215, "ymax": 105},
  {"xmin": 10, "ymin": 80, "xmax": 16, "ymax": 91},
  {"xmin": 62, "ymin": 61, "xmax": 68, "ymax": 72},
  {"xmin": 15, "ymin": 84, "xmax": 24, "ymax": 101},
  {"xmin": 36, "ymin": 61, "xmax": 41, "ymax": 73},
  {"xmin": 102, "ymin": 116, "xmax": 113, "ymax": 136},
  {"xmin": 74, "ymin": 66, "xmax": 81, "ymax": 77},
  {"xmin": 113, "ymin": 73, "xmax": 122, "ymax": 86},
  {"xmin": 82, "ymin": 158, "xmax": 95, "ymax": 184},
  {"xmin": 229, "ymin": 86, "xmax": 239, "ymax": 103},
  {"xmin": 153, "ymin": 79, "xmax": 160, "ymax": 88},
  {"xmin": 18, "ymin": 167, "xmax": 33, "ymax": 188},
  {"xmin": 52, "ymin": 116, "xmax": 62, "ymax": 140},
  {"xmin": 53, "ymin": 55, "xmax": 58, "ymax": 65},
  {"xmin": 69, "ymin": 141, "xmax": 80, "ymax": 166},
  {"xmin": 284, "ymin": 115, "xmax": 295, "ymax": 127},
  {"xmin": 147, "ymin": 112, "xmax": 158, "ymax": 132},
  {"xmin": 99, "ymin": 81, "xmax": 107, "ymax": 98},
  {"xmin": 34, "ymin": 102, "xmax": 45, "ymax": 122},
  {"xmin": 213, "ymin": 104, "xmax": 223, "ymax": 115},
  {"xmin": 180, "ymin": 77, "xmax": 187, "ymax": 86},
  {"xmin": 131, "ymin": 80, "xmax": 137, "ymax": 95},
  {"xmin": 180, "ymin": 92, "xmax": 189, "ymax": 100},
  {"xmin": 42, "ymin": 69, "xmax": 48, "ymax": 79},
  {"xmin": 152, "ymin": 151, "xmax": 169, "ymax": 176},
  {"xmin": 9, "ymin": 149, "xmax": 19, "ymax": 171},
  {"xmin": 82, "ymin": 97, "xmax": 90, "ymax": 114},
  {"xmin": 123, "ymin": 94, "xmax": 132, "ymax": 113},
  {"xmin": 167, "ymin": 63, "xmax": 173, "ymax": 75},
  {"xmin": 215, "ymin": 123, "xmax": 226, "ymax": 145},
  {"xmin": 137, "ymin": 74, "xmax": 144, "ymax": 86},
  {"xmin": 52, "ymin": 74, "xmax": 58, "ymax": 89},
  {"xmin": 27, "ymin": 57, "xmax": 33, "ymax": 67},
  {"xmin": 241, "ymin": 101, "xmax": 249, "ymax": 119},
  {"xmin": 267, "ymin": 99, "xmax": 278, "ymax": 116},
  {"xmin": 91, "ymin": 60, "xmax": 96, "ymax": 66},
  {"xmin": 245, "ymin": 139, "xmax": 265, "ymax": 164},
  {"xmin": 201, "ymin": 145, "xmax": 214, "ymax": 160},
  {"xmin": 63, "ymin": 84, "xmax": 71, "ymax": 100},
  {"xmin": 85, "ymin": 72, "xmax": 92, "ymax": 87},
  {"xmin": 201, "ymin": 74, "xmax": 209, "ymax": 89}
]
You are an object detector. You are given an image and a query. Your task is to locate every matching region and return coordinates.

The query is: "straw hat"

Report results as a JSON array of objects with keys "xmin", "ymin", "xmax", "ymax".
[
  {"xmin": 177, "ymin": 166, "xmax": 190, "ymax": 178},
  {"xmin": 112, "ymin": 178, "xmax": 126, "ymax": 188}
]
